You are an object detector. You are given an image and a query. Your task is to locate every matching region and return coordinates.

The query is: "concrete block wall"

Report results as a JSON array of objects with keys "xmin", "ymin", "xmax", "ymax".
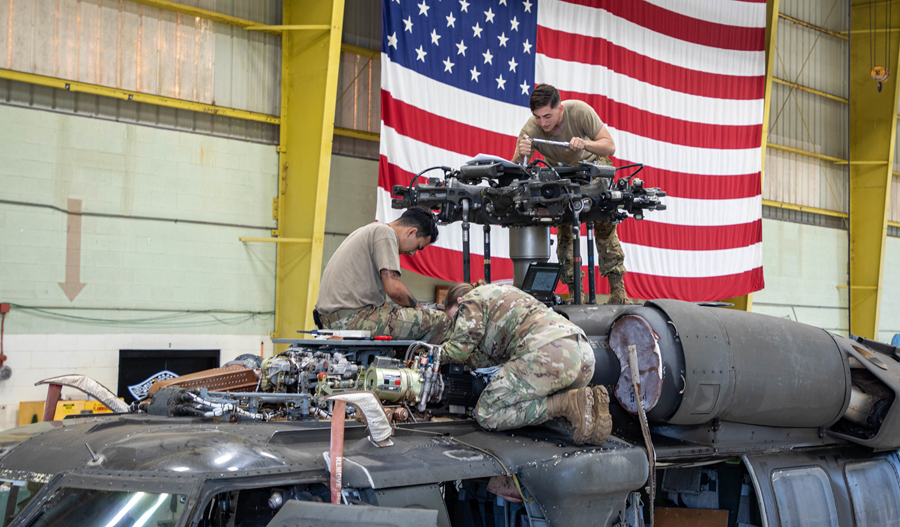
[
  {"xmin": 754, "ymin": 219, "xmax": 850, "ymax": 335},
  {"xmin": 0, "ymin": 104, "xmax": 278, "ymax": 430},
  {"xmin": 5, "ymin": 333, "xmax": 273, "ymax": 428},
  {"xmin": 879, "ymin": 238, "xmax": 900, "ymax": 344}
]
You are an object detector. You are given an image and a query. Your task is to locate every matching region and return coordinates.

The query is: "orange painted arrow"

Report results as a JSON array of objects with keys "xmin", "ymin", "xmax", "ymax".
[{"xmin": 58, "ymin": 198, "xmax": 87, "ymax": 302}]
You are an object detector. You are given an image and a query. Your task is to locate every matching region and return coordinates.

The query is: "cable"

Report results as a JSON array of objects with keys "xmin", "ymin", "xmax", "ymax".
[
  {"xmin": 871, "ymin": 1, "xmax": 876, "ymax": 73},
  {"xmin": 0, "ymin": 312, "xmax": 5, "ymax": 366},
  {"xmin": 9, "ymin": 304, "xmax": 273, "ymax": 328},
  {"xmin": 884, "ymin": 1, "xmax": 889, "ymax": 75},
  {"xmin": 613, "ymin": 163, "xmax": 645, "ymax": 184},
  {"xmin": 394, "ymin": 426, "xmax": 532, "ymax": 503},
  {"xmin": 0, "ymin": 199, "xmax": 273, "ymax": 231},
  {"xmin": 407, "ymin": 166, "xmax": 450, "ymax": 206}
]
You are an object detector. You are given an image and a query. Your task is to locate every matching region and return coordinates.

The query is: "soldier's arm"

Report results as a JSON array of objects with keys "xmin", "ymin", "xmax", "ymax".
[
  {"xmin": 442, "ymin": 298, "xmax": 486, "ymax": 363},
  {"xmin": 380, "ymin": 269, "xmax": 421, "ymax": 308},
  {"xmin": 568, "ymin": 127, "xmax": 615, "ymax": 157}
]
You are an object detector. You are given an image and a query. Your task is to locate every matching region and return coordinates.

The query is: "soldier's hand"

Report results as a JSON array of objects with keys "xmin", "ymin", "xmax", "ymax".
[
  {"xmin": 517, "ymin": 135, "xmax": 534, "ymax": 158},
  {"xmin": 568, "ymin": 137, "xmax": 586, "ymax": 153}
]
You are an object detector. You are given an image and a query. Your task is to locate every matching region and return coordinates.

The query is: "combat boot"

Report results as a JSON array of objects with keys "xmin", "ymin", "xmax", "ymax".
[
  {"xmin": 547, "ymin": 387, "xmax": 596, "ymax": 445},
  {"xmin": 607, "ymin": 272, "xmax": 636, "ymax": 304},
  {"xmin": 590, "ymin": 386, "xmax": 613, "ymax": 445}
]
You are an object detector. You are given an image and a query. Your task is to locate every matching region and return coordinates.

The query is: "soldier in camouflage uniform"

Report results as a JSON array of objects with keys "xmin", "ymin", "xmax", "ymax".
[
  {"xmin": 512, "ymin": 84, "xmax": 633, "ymax": 304},
  {"xmin": 325, "ymin": 304, "xmax": 448, "ymax": 344},
  {"xmin": 555, "ymin": 157, "xmax": 628, "ymax": 302},
  {"xmin": 441, "ymin": 282, "xmax": 612, "ymax": 445},
  {"xmin": 315, "ymin": 208, "xmax": 449, "ymax": 344}
]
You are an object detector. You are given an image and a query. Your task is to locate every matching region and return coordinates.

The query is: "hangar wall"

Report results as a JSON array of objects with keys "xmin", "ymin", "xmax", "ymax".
[
  {"xmin": 0, "ymin": 99, "xmax": 277, "ymax": 431},
  {"xmin": 0, "ymin": 0, "xmax": 287, "ymax": 430},
  {"xmin": 0, "ymin": 0, "xmax": 282, "ymax": 116},
  {"xmin": 766, "ymin": 0, "xmax": 849, "ymax": 216}
]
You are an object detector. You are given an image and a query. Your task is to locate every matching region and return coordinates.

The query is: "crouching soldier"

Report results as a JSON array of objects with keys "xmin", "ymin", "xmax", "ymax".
[
  {"xmin": 315, "ymin": 207, "xmax": 449, "ymax": 343},
  {"xmin": 441, "ymin": 281, "xmax": 612, "ymax": 445}
]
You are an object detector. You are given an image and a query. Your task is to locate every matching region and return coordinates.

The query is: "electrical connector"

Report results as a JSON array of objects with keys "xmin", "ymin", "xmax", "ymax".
[{"xmin": 0, "ymin": 303, "xmax": 9, "ymax": 314}]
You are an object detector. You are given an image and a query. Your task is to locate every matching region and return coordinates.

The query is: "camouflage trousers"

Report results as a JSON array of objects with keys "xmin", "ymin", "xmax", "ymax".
[
  {"xmin": 557, "ymin": 220, "xmax": 626, "ymax": 286},
  {"xmin": 324, "ymin": 305, "xmax": 450, "ymax": 344},
  {"xmin": 474, "ymin": 334, "xmax": 595, "ymax": 431}
]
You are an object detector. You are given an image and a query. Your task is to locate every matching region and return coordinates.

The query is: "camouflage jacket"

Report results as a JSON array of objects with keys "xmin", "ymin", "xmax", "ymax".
[{"xmin": 442, "ymin": 284, "xmax": 586, "ymax": 367}]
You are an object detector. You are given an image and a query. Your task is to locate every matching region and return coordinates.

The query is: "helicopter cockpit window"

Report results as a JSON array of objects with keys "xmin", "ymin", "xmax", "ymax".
[
  {"xmin": 845, "ymin": 460, "xmax": 900, "ymax": 527},
  {"xmin": 772, "ymin": 467, "xmax": 839, "ymax": 527},
  {"xmin": 26, "ymin": 488, "xmax": 186, "ymax": 527},
  {"xmin": 0, "ymin": 479, "xmax": 46, "ymax": 527},
  {"xmin": 195, "ymin": 483, "xmax": 330, "ymax": 527}
]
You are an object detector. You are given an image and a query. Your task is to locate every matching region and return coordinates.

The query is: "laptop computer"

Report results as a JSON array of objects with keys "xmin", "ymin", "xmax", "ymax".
[{"xmin": 520, "ymin": 262, "xmax": 562, "ymax": 305}]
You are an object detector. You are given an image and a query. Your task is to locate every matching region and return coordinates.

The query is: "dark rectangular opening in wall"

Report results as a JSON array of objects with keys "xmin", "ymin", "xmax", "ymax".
[{"xmin": 118, "ymin": 349, "xmax": 220, "ymax": 403}]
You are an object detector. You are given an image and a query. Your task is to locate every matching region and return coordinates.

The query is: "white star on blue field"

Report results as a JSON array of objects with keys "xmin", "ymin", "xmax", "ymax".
[{"xmin": 383, "ymin": 0, "xmax": 539, "ymax": 105}]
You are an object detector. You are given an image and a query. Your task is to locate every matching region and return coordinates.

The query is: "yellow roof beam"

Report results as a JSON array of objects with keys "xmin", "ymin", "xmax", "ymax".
[
  {"xmin": 773, "ymin": 78, "xmax": 848, "ymax": 104},
  {"xmin": 342, "ymin": 44, "xmax": 381, "ymax": 60},
  {"xmin": 126, "ymin": 0, "xmax": 280, "ymax": 35},
  {"xmin": 245, "ymin": 25, "xmax": 331, "ymax": 32},
  {"xmin": 0, "ymin": 67, "xmax": 279, "ymax": 124},
  {"xmin": 766, "ymin": 143, "xmax": 846, "ymax": 164},
  {"xmin": 762, "ymin": 200, "xmax": 847, "ymax": 218},
  {"xmin": 239, "ymin": 238, "xmax": 312, "ymax": 243},
  {"xmin": 779, "ymin": 13, "xmax": 848, "ymax": 40},
  {"xmin": 334, "ymin": 127, "xmax": 379, "ymax": 142}
]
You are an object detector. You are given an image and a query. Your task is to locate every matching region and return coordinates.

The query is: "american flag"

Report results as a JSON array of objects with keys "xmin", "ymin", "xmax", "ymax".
[{"xmin": 377, "ymin": 0, "xmax": 766, "ymax": 301}]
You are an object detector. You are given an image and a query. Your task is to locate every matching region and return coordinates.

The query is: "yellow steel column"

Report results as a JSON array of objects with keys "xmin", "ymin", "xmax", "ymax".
[
  {"xmin": 848, "ymin": 2, "xmax": 900, "ymax": 340},
  {"xmin": 273, "ymin": 0, "xmax": 345, "ymax": 348},
  {"xmin": 723, "ymin": 0, "xmax": 780, "ymax": 312}
]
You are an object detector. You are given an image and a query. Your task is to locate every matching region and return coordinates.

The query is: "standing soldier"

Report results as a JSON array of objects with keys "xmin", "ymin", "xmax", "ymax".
[
  {"xmin": 511, "ymin": 83, "xmax": 634, "ymax": 304},
  {"xmin": 315, "ymin": 207, "xmax": 449, "ymax": 343},
  {"xmin": 441, "ymin": 281, "xmax": 612, "ymax": 445}
]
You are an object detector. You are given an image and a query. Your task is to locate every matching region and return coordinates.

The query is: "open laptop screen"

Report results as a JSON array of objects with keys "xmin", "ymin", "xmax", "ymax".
[{"xmin": 521, "ymin": 263, "xmax": 562, "ymax": 302}]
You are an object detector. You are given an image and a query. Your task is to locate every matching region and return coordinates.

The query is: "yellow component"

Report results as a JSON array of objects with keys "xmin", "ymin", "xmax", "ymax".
[
  {"xmin": 766, "ymin": 143, "xmax": 846, "ymax": 164},
  {"xmin": 239, "ymin": 237, "xmax": 312, "ymax": 243},
  {"xmin": 773, "ymin": 77, "xmax": 848, "ymax": 104},
  {"xmin": 273, "ymin": 197, "xmax": 279, "ymax": 220},
  {"xmin": 54, "ymin": 401, "xmax": 86, "ymax": 420},
  {"xmin": 841, "ymin": 29, "xmax": 900, "ymax": 36},
  {"xmin": 778, "ymin": 13, "xmax": 848, "ymax": 41},
  {"xmin": 83, "ymin": 401, "xmax": 115, "ymax": 414},
  {"xmin": 762, "ymin": 199, "xmax": 847, "ymax": 218},
  {"xmin": 341, "ymin": 44, "xmax": 381, "ymax": 60},
  {"xmin": 245, "ymin": 24, "xmax": 331, "ymax": 32},
  {"xmin": 17, "ymin": 401, "xmax": 44, "ymax": 427},
  {"xmin": 334, "ymin": 127, "xmax": 380, "ymax": 142},
  {"xmin": 274, "ymin": 0, "xmax": 345, "ymax": 350},
  {"xmin": 724, "ymin": 0, "xmax": 779, "ymax": 313},
  {"xmin": 872, "ymin": 66, "xmax": 890, "ymax": 83},
  {"xmin": 126, "ymin": 0, "xmax": 280, "ymax": 35},
  {"xmin": 19, "ymin": 399, "xmax": 119, "ymax": 426},
  {"xmin": 848, "ymin": 8, "xmax": 900, "ymax": 340},
  {"xmin": 0, "ymin": 68, "xmax": 279, "ymax": 124}
]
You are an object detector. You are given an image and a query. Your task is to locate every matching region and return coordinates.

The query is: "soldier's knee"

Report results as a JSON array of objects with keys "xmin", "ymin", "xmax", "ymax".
[
  {"xmin": 474, "ymin": 405, "xmax": 498, "ymax": 431},
  {"xmin": 594, "ymin": 222, "xmax": 614, "ymax": 238}
]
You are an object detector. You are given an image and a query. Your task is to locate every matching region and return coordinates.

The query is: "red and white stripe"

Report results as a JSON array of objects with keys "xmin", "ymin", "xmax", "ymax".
[{"xmin": 378, "ymin": 0, "xmax": 767, "ymax": 301}]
